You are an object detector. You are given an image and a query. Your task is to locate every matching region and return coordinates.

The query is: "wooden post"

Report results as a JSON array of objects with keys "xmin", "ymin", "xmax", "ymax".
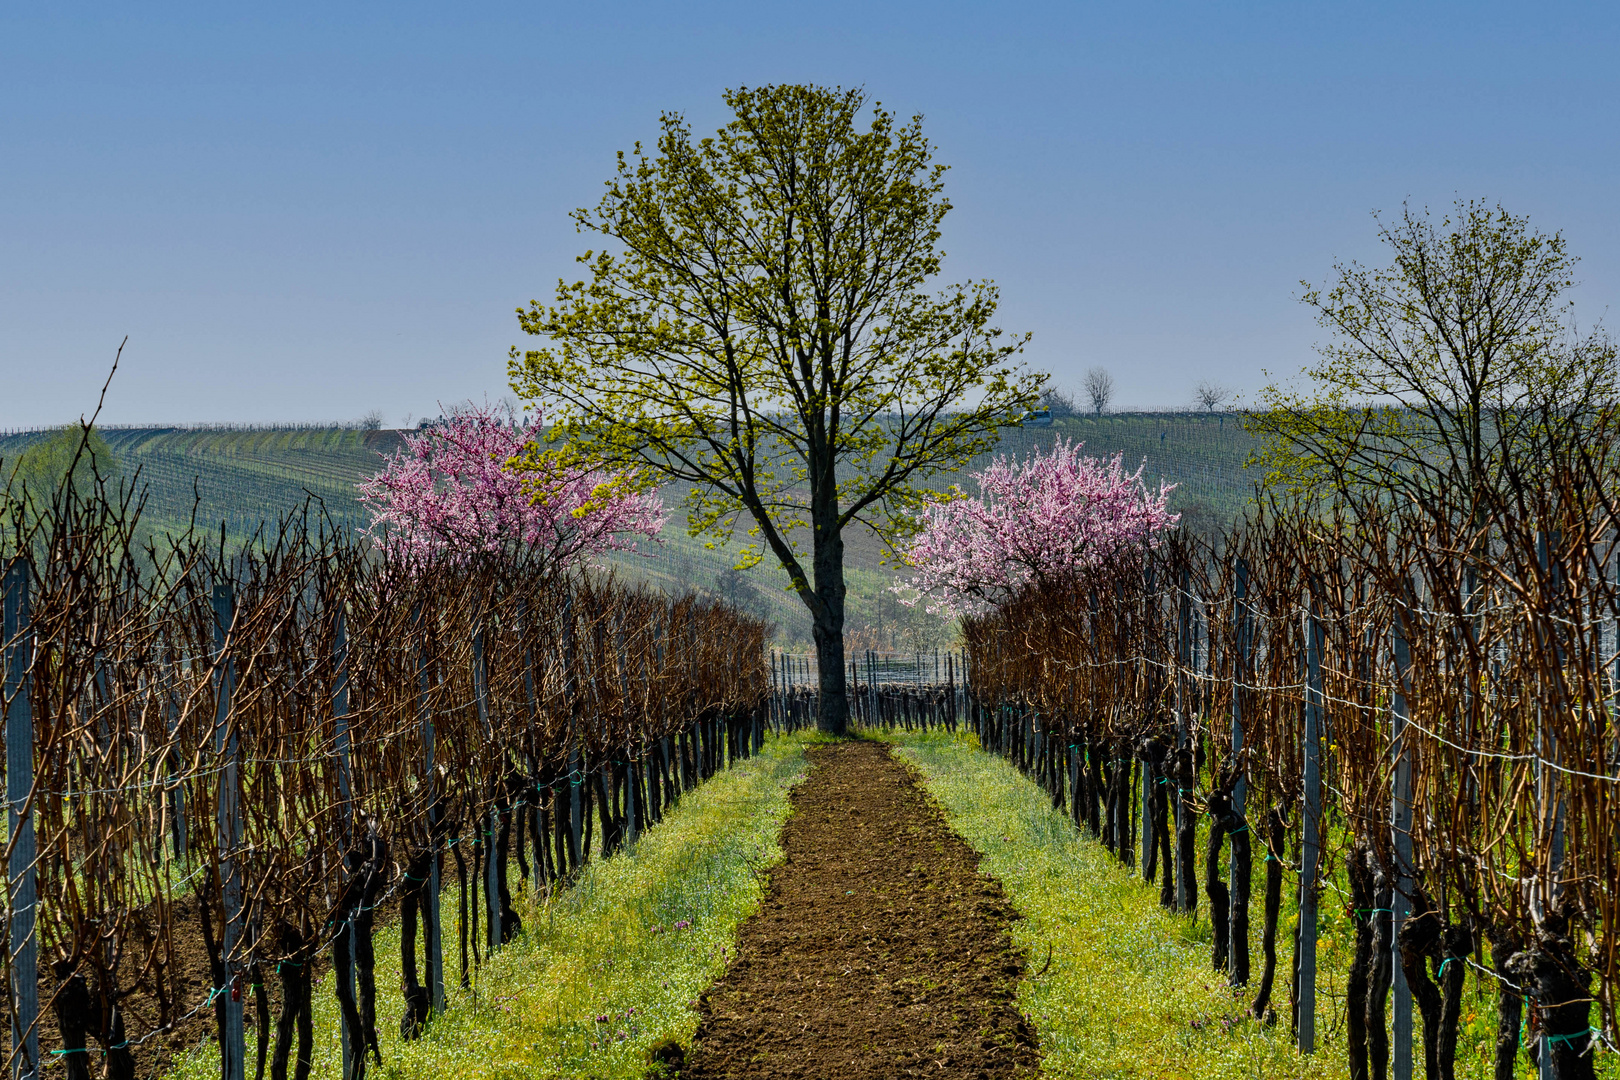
[
  {"xmin": 1298, "ymin": 597, "xmax": 1323, "ymax": 1053},
  {"xmin": 212, "ymin": 583, "xmax": 245, "ymax": 1080},
  {"xmin": 1390, "ymin": 601, "xmax": 1415, "ymax": 1080},
  {"xmin": 5, "ymin": 560, "xmax": 39, "ymax": 1080},
  {"xmin": 332, "ymin": 608, "xmax": 355, "ymax": 1079},
  {"xmin": 414, "ymin": 606, "xmax": 444, "ymax": 1017}
]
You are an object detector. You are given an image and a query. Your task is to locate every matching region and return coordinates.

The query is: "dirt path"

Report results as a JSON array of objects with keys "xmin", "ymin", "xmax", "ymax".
[{"xmin": 681, "ymin": 740, "xmax": 1039, "ymax": 1079}]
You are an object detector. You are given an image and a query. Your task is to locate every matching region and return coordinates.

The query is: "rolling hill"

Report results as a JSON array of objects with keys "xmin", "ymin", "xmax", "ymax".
[{"xmin": 0, "ymin": 413, "xmax": 1259, "ymax": 645}]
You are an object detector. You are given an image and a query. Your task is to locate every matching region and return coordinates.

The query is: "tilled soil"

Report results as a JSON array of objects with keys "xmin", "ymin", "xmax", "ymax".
[
  {"xmin": 681, "ymin": 740, "xmax": 1039, "ymax": 1079},
  {"xmin": 3, "ymin": 874, "xmax": 421, "ymax": 1076}
]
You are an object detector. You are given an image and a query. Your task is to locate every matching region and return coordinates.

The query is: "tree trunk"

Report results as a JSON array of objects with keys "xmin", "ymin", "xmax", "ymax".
[
  {"xmin": 1230, "ymin": 796, "xmax": 1253, "ymax": 988},
  {"xmin": 294, "ymin": 958, "xmax": 314, "ymax": 1080},
  {"xmin": 1070, "ymin": 740, "xmax": 1086, "ymax": 835},
  {"xmin": 581, "ymin": 774, "xmax": 595, "ymax": 862},
  {"xmin": 1175, "ymin": 744, "xmax": 1197, "ymax": 915},
  {"xmin": 1486, "ymin": 926, "xmax": 1521, "ymax": 1080},
  {"xmin": 597, "ymin": 768, "xmax": 619, "ymax": 857},
  {"xmin": 1089, "ymin": 741, "xmax": 1107, "ymax": 840},
  {"xmin": 810, "ymin": 509, "xmax": 849, "ymax": 735},
  {"xmin": 252, "ymin": 963, "xmax": 271, "ymax": 1080},
  {"xmin": 330, "ymin": 886, "xmax": 361, "ymax": 1076},
  {"xmin": 553, "ymin": 787, "xmax": 570, "ymax": 879},
  {"xmin": 1398, "ymin": 907, "xmax": 1443, "ymax": 1080},
  {"xmin": 645, "ymin": 747, "xmax": 662, "ymax": 824},
  {"xmin": 196, "ymin": 878, "xmax": 228, "ymax": 1055},
  {"xmin": 398, "ymin": 849, "xmax": 433, "ymax": 1040},
  {"xmin": 99, "ymin": 978, "xmax": 136, "ymax": 1080},
  {"xmin": 1155, "ymin": 776, "xmax": 1174, "ymax": 910},
  {"xmin": 1508, "ymin": 915, "xmax": 1598, "ymax": 1080},
  {"xmin": 1365, "ymin": 851, "xmax": 1394, "ymax": 1080},
  {"xmin": 1436, "ymin": 924, "xmax": 1471, "ymax": 1080},
  {"xmin": 496, "ymin": 808, "xmax": 521, "ymax": 944},
  {"xmin": 1204, "ymin": 779, "xmax": 1233, "ymax": 973},
  {"xmin": 452, "ymin": 841, "xmax": 470, "ymax": 989},
  {"xmin": 533, "ymin": 791, "xmax": 553, "ymax": 888},
  {"xmin": 275, "ymin": 927, "xmax": 311, "ymax": 1080},
  {"xmin": 1251, "ymin": 807, "xmax": 1285, "ymax": 1021},
  {"xmin": 1346, "ymin": 846, "xmax": 1374, "ymax": 1080},
  {"xmin": 355, "ymin": 852, "xmax": 385, "ymax": 1065},
  {"xmin": 51, "ymin": 962, "xmax": 92, "ymax": 1080},
  {"xmin": 1102, "ymin": 753, "xmax": 1119, "ymax": 854},
  {"xmin": 513, "ymin": 802, "xmax": 531, "ymax": 884},
  {"xmin": 1120, "ymin": 753, "xmax": 1136, "ymax": 866}
]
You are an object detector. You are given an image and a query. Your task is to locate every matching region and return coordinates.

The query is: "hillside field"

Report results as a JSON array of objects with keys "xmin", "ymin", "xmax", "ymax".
[{"xmin": 0, "ymin": 413, "xmax": 1258, "ymax": 645}]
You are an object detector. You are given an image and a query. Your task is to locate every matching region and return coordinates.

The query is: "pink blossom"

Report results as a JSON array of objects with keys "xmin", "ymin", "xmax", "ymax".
[
  {"xmin": 896, "ymin": 437, "xmax": 1178, "ymax": 616},
  {"xmin": 358, "ymin": 402, "xmax": 664, "ymax": 571}
]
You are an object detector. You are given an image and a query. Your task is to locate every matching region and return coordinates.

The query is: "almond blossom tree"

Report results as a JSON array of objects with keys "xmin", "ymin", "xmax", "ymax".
[
  {"xmin": 358, "ymin": 403, "xmax": 664, "ymax": 571},
  {"xmin": 896, "ymin": 437, "xmax": 1178, "ymax": 616}
]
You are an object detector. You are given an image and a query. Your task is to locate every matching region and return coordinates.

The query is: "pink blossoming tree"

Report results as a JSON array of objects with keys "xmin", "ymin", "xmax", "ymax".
[
  {"xmin": 358, "ymin": 403, "xmax": 664, "ymax": 572},
  {"xmin": 896, "ymin": 437, "xmax": 1178, "ymax": 616}
]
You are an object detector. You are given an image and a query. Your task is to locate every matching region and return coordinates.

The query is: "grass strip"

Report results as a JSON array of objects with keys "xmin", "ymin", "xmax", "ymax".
[
  {"xmin": 168, "ymin": 732, "xmax": 813, "ymax": 1080},
  {"xmin": 887, "ymin": 729, "xmax": 1620, "ymax": 1079},
  {"xmin": 885, "ymin": 728, "xmax": 1343, "ymax": 1080}
]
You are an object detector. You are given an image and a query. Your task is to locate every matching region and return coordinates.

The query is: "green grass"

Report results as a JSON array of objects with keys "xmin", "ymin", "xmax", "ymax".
[
  {"xmin": 884, "ymin": 729, "xmax": 1620, "ymax": 1080},
  {"xmin": 881, "ymin": 729, "xmax": 1361, "ymax": 1080},
  {"xmin": 166, "ymin": 733, "xmax": 813, "ymax": 1080}
]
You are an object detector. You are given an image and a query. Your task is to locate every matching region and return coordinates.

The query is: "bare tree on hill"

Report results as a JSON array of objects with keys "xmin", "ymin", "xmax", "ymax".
[
  {"xmin": 1084, "ymin": 367, "xmax": 1114, "ymax": 415},
  {"xmin": 1193, "ymin": 380, "xmax": 1231, "ymax": 412}
]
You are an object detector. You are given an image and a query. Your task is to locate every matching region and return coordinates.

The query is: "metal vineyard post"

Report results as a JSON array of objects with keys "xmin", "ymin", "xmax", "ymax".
[{"xmin": 5, "ymin": 559, "xmax": 38, "ymax": 1080}]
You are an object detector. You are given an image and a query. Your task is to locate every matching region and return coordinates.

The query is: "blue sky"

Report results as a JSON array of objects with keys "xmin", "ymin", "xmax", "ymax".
[{"xmin": 4, "ymin": 2, "xmax": 1617, "ymax": 427}]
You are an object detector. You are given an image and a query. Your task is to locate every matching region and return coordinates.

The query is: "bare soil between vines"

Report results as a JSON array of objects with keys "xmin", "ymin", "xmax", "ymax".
[{"xmin": 680, "ymin": 739, "xmax": 1039, "ymax": 1080}]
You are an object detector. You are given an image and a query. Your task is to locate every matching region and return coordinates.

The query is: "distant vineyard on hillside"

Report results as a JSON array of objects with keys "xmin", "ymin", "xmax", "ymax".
[
  {"xmin": 0, "ymin": 413, "xmax": 1259, "ymax": 643},
  {"xmin": 0, "ymin": 427, "xmax": 403, "ymax": 538},
  {"xmin": 974, "ymin": 412, "xmax": 1257, "ymax": 524}
]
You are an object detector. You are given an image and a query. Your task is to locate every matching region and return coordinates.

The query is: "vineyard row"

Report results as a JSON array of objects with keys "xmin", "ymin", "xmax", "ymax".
[{"xmin": 0, "ymin": 487, "xmax": 778, "ymax": 1080}]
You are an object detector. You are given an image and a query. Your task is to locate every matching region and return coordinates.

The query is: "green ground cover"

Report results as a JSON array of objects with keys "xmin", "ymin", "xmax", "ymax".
[
  {"xmin": 885, "ymin": 728, "xmax": 1330, "ymax": 1079},
  {"xmin": 167, "ymin": 732, "xmax": 815, "ymax": 1080},
  {"xmin": 883, "ymin": 728, "xmax": 1618, "ymax": 1080}
]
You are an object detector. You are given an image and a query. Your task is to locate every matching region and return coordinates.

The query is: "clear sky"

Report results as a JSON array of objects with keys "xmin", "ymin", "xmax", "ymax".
[{"xmin": 4, "ymin": 2, "xmax": 1617, "ymax": 427}]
